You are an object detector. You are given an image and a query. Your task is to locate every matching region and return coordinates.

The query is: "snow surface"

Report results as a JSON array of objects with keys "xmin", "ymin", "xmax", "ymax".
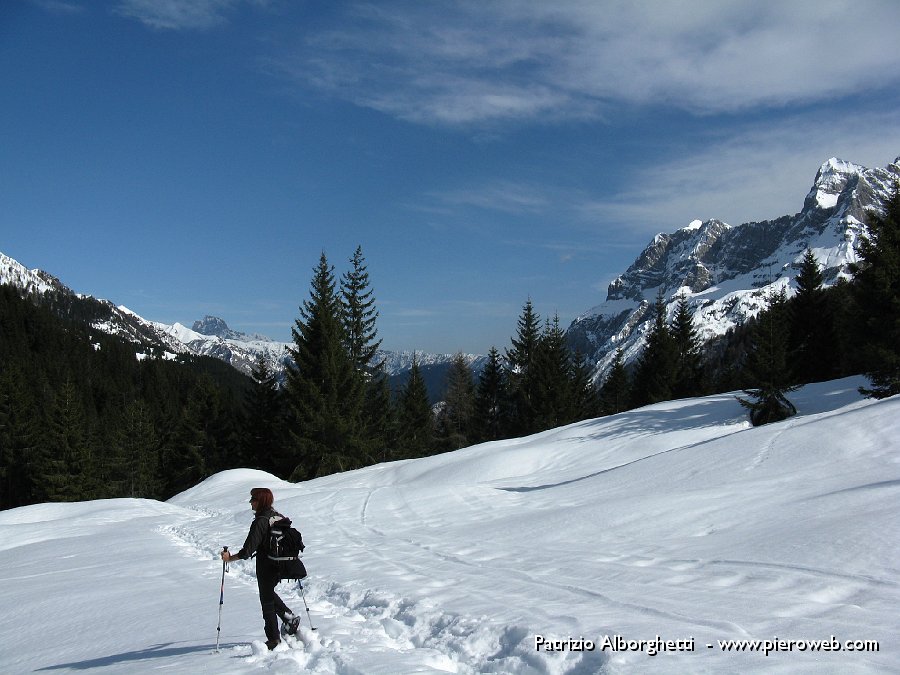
[{"xmin": 1, "ymin": 377, "xmax": 897, "ymax": 674}]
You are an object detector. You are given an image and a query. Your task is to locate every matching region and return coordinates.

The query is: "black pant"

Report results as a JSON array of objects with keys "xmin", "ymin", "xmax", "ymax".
[{"xmin": 256, "ymin": 558, "xmax": 293, "ymax": 642}]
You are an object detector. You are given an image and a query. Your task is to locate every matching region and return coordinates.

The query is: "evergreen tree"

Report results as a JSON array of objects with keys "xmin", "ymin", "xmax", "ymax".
[
  {"xmin": 396, "ymin": 357, "xmax": 433, "ymax": 458},
  {"xmin": 436, "ymin": 353, "xmax": 476, "ymax": 452},
  {"xmin": 630, "ymin": 290, "xmax": 678, "ymax": 407},
  {"xmin": 790, "ymin": 249, "xmax": 839, "ymax": 383},
  {"xmin": 737, "ymin": 287, "xmax": 799, "ymax": 426},
  {"xmin": 473, "ymin": 347, "xmax": 508, "ymax": 443},
  {"xmin": 0, "ymin": 365, "xmax": 40, "ymax": 509},
  {"xmin": 531, "ymin": 315, "xmax": 576, "ymax": 430},
  {"xmin": 285, "ymin": 252, "xmax": 365, "ymax": 478},
  {"xmin": 505, "ymin": 299, "xmax": 541, "ymax": 435},
  {"xmin": 162, "ymin": 391, "xmax": 208, "ymax": 496},
  {"xmin": 244, "ymin": 355, "xmax": 286, "ymax": 475},
  {"xmin": 671, "ymin": 294, "xmax": 703, "ymax": 398},
  {"xmin": 599, "ymin": 348, "xmax": 631, "ymax": 415},
  {"xmin": 116, "ymin": 400, "xmax": 160, "ymax": 498},
  {"xmin": 569, "ymin": 349, "xmax": 601, "ymax": 421},
  {"xmin": 341, "ymin": 246, "xmax": 382, "ymax": 374},
  {"xmin": 363, "ymin": 366, "xmax": 397, "ymax": 463},
  {"xmin": 850, "ymin": 187, "xmax": 900, "ymax": 398},
  {"xmin": 43, "ymin": 375, "xmax": 93, "ymax": 501}
]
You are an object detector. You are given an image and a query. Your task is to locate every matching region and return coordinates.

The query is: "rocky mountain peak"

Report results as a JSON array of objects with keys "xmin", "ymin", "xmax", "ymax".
[{"xmin": 567, "ymin": 154, "xmax": 900, "ymax": 384}]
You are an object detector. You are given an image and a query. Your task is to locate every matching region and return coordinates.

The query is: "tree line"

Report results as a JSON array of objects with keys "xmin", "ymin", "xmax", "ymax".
[{"xmin": 2, "ymin": 188, "xmax": 897, "ymax": 508}]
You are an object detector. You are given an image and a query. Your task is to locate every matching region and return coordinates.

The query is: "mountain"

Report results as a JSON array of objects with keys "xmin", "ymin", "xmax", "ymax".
[
  {"xmin": 567, "ymin": 155, "xmax": 900, "ymax": 383},
  {"xmin": 0, "ymin": 254, "xmax": 483, "ymax": 396},
  {"xmin": 0, "ymin": 251, "xmax": 190, "ymax": 357}
]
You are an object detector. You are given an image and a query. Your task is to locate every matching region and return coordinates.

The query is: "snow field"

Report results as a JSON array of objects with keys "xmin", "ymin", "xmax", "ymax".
[{"xmin": 0, "ymin": 376, "xmax": 897, "ymax": 673}]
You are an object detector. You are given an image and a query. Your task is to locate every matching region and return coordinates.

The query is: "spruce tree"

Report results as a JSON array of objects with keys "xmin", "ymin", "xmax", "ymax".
[
  {"xmin": 363, "ymin": 366, "xmax": 397, "ymax": 463},
  {"xmin": 117, "ymin": 400, "xmax": 160, "ymax": 499},
  {"xmin": 630, "ymin": 290, "xmax": 678, "ymax": 407},
  {"xmin": 0, "ymin": 365, "xmax": 40, "ymax": 509},
  {"xmin": 285, "ymin": 252, "xmax": 365, "ymax": 478},
  {"xmin": 436, "ymin": 353, "xmax": 476, "ymax": 452},
  {"xmin": 244, "ymin": 355, "xmax": 285, "ymax": 475},
  {"xmin": 341, "ymin": 246, "xmax": 382, "ymax": 374},
  {"xmin": 43, "ymin": 375, "xmax": 93, "ymax": 501},
  {"xmin": 598, "ymin": 348, "xmax": 630, "ymax": 415},
  {"xmin": 850, "ymin": 187, "xmax": 900, "ymax": 398},
  {"xmin": 505, "ymin": 299, "xmax": 541, "ymax": 435},
  {"xmin": 570, "ymin": 349, "xmax": 601, "ymax": 421},
  {"xmin": 473, "ymin": 347, "xmax": 507, "ymax": 442},
  {"xmin": 737, "ymin": 287, "xmax": 799, "ymax": 426},
  {"xmin": 396, "ymin": 357, "xmax": 433, "ymax": 458},
  {"xmin": 531, "ymin": 315, "xmax": 576, "ymax": 430},
  {"xmin": 671, "ymin": 294, "xmax": 703, "ymax": 398},
  {"xmin": 790, "ymin": 249, "xmax": 839, "ymax": 383}
]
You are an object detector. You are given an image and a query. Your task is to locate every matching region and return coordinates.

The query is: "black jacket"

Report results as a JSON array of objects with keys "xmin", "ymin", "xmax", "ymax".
[{"xmin": 236, "ymin": 507, "xmax": 279, "ymax": 560}]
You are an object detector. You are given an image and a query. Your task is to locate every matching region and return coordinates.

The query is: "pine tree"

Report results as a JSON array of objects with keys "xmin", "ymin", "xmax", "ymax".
[
  {"xmin": 570, "ymin": 349, "xmax": 601, "ymax": 421},
  {"xmin": 0, "ymin": 365, "xmax": 40, "ymax": 509},
  {"xmin": 43, "ymin": 375, "xmax": 94, "ymax": 501},
  {"xmin": 341, "ymin": 246, "xmax": 382, "ymax": 374},
  {"xmin": 162, "ymin": 391, "xmax": 208, "ymax": 496},
  {"xmin": 396, "ymin": 357, "xmax": 433, "ymax": 458},
  {"xmin": 630, "ymin": 290, "xmax": 678, "ymax": 407},
  {"xmin": 671, "ymin": 294, "xmax": 703, "ymax": 398},
  {"xmin": 363, "ymin": 366, "xmax": 397, "ymax": 463},
  {"xmin": 599, "ymin": 348, "xmax": 630, "ymax": 415},
  {"xmin": 473, "ymin": 347, "xmax": 507, "ymax": 442},
  {"xmin": 790, "ymin": 249, "xmax": 839, "ymax": 383},
  {"xmin": 737, "ymin": 287, "xmax": 799, "ymax": 426},
  {"xmin": 117, "ymin": 400, "xmax": 160, "ymax": 498},
  {"xmin": 244, "ymin": 355, "xmax": 286, "ymax": 475},
  {"xmin": 531, "ymin": 315, "xmax": 576, "ymax": 430},
  {"xmin": 850, "ymin": 187, "xmax": 900, "ymax": 398},
  {"xmin": 285, "ymin": 252, "xmax": 365, "ymax": 478},
  {"xmin": 505, "ymin": 299, "xmax": 541, "ymax": 435},
  {"xmin": 436, "ymin": 353, "xmax": 476, "ymax": 452}
]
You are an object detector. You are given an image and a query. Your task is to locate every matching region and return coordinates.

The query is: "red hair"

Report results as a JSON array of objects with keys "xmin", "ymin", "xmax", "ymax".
[{"xmin": 250, "ymin": 487, "xmax": 273, "ymax": 512}]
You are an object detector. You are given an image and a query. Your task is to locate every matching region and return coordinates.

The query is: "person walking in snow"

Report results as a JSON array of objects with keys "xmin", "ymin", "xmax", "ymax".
[{"xmin": 221, "ymin": 487, "xmax": 300, "ymax": 649}]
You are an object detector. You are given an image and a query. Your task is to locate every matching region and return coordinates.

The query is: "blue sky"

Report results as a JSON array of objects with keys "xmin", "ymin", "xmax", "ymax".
[{"xmin": 2, "ymin": 1, "xmax": 900, "ymax": 354}]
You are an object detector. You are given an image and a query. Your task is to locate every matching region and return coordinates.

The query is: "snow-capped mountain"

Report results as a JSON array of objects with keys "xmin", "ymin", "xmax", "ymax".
[
  {"xmin": 567, "ymin": 155, "xmax": 900, "ymax": 383},
  {"xmin": 0, "ymin": 251, "xmax": 190, "ymax": 357},
  {"xmin": 0, "ymin": 253, "xmax": 482, "ymax": 387}
]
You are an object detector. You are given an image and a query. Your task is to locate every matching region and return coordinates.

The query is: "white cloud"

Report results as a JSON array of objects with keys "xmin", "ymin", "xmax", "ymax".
[
  {"xmin": 279, "ymin": 0, "xmax": 900, "ymax": 125},
  {"xmin": 114, "ymin": 0, "xmax": 239, "ymax": 30},
  {"xmin": 578, "ymin": 110, "xmax": 900, "ymax": 235}
]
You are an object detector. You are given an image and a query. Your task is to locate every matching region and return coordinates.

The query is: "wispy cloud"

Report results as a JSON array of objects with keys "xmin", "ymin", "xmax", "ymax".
[
  {"xmin": 30, "ymin": 0, "xmax": 85, "ymax": 15},
  {"xmin": 274, "ymin": 1, "xmax": 900, "ymax": 126},
  {"xmin": 114, "ymin": 0, "xmax": 240, "ymax": 31},
  {"xmin": 578, "ymin": 110, "xmax": 900, "ymax": 235},
  {"xmin": 425, "ymin": 181, "xmax": 552, "ymax": 215}
]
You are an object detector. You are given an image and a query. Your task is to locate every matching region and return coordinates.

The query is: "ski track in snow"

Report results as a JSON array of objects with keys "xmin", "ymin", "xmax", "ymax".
[{"xmin": 161, "ymin": 504, "xmax": 606, "ymax": 673}]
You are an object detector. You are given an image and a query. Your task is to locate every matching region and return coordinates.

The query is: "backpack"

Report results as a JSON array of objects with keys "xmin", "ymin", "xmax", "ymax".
[{"xmin": 267, "ymin": 515, "xmax": 307, "ymax": 580}]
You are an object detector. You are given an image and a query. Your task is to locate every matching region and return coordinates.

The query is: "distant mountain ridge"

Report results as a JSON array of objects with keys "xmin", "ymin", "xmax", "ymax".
[
  {"xmin": 566, "ymin": 155, "xmax": 900, "ymax": 383},
  {"xmin": 0, "ymin": 253, "xmax": 484, "ymax": 394},
  {"xmin": 4, "ymin": 154, "xmax": 897, "ymax": 393}
]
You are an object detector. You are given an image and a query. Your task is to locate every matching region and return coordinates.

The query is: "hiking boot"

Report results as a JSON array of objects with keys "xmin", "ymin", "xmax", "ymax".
[
  {"xmin": 286, "ymin": 616, "xmax": 301, "ymax": 636},
  {"xmin": 265, "ymin": 638, "xmax": 281, "ymax": 650}
]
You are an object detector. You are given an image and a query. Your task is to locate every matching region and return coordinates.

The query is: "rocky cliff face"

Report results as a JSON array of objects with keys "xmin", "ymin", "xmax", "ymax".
[{"xmin": 566, "ymin": 155, "xmax": 900, "ymax": 383}]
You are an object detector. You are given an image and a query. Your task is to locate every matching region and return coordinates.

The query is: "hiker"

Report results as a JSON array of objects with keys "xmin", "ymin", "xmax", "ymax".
[{"xmin": 221, "ymin": 487, "xmax": 300, "ymax": 649}]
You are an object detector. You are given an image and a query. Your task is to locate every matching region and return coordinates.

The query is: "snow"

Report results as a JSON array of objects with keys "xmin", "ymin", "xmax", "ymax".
[{"xmin": 1, "ymin": 377, "xmax": 897, "ymax": 674}]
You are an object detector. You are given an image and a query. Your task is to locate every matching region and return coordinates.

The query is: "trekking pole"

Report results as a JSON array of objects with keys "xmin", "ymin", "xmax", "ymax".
[
  {"xmin": 298, "ymin": 581, "xmax": 317, "ymax": 631},
  {"xmin": 215, "ymin": 546, "xmax": 228, "ymax": 652}
]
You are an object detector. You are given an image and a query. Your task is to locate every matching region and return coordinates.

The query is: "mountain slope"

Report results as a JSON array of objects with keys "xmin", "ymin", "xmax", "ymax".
[{"xmin": 567, "ymin": 155, "xmax": 900, "ymax": 382}]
